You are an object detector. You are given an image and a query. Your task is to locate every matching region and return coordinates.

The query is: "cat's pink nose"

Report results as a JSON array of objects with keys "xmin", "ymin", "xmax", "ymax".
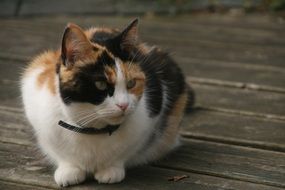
[{"xmin": 116, "ymin": 103, "xmax": 129, "ymax": 111}]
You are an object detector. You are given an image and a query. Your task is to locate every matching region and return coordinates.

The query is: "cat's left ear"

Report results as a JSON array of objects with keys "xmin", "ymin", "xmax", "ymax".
[
  {"xmin": 61, "ymin": 23, "xmax": 94, "ymax": 68},
  {"xmin": 118, "ymin": 18, "xmax": 139, "ymax": 52}
]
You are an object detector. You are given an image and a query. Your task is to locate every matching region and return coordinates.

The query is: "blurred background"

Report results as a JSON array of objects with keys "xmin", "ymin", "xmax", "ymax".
[{"xmin": 1, "ymin": 0, "xmax": 285, "ymax": 17}]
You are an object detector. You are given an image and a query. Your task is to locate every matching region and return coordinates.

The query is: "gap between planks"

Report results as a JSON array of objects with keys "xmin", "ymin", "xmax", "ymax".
[
  {"xmin": 195, "ymin": 105, "xmax": 285, "ymax": 122},
  {"xmin": 188, "ymin": 77, "xmax": 285, "ymax": 94},
  {"xmin": 181, "ymin": 133, "xmax": 285, "ymax": 153}
]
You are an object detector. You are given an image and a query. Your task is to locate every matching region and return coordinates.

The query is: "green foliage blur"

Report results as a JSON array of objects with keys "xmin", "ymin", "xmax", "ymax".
[
  {"xmin": 153, "ymin": 0, "xmax": 285, "ymax": 12},
  {"xmin": 268, "ymin": 0, "xmax": 285, "ymax": 11}
]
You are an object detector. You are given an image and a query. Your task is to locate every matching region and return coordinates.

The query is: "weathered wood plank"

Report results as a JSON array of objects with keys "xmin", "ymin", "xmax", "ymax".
[
  {"xmin": 191, "ymin": 83, "xmax": 285, "ymax": 119},
  {"xmin": 2, "ymin": 18, "xmax": 285, "ymax": 48},
  {"xmin": 172, "ymin": 14, "xmax": 285, "ymax": 32},
  {"xmin": 0, "ymin": 180, "xmax": 54, "ymax": 190},
  {"xmin": 2, "ymin": 15, "xmax": 285, "ymax": 43},
  {"xmin": 181, "ymin": 109, "xmax": 285, "ymax": 152},
  {"xmin": 19, "ymin": 0, "xmax": 116, "ymax": 16},
  {"xmin": 180, "ymin": 57, "xmax": 285, "ymax": 91},
  {"xmin": 0, "ymin": 107, "xmax": 31, "ymax": 145},
  {"xmin": 0, "ymin": 141, "xmax": 283, "ymax": 190},
  {"xmin": 1, "ymin": 16, "xmax": 285, "ymax": 68},
  {"xmin": 0, "ymin": 59, "xmax": 23, "ymax": 108},
  {"xmin": 157, "ymin": 139, "xmax": 285, "ymax": 188}
]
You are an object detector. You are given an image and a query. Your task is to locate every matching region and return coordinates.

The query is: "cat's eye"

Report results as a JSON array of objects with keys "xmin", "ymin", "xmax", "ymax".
[
  {"xmin": 95, "ymin": 81, "xmax": 107, "ymax": 90},
  {"xmin": 127, "ymin": 79, "xmax": 136, "ymax": 89}
]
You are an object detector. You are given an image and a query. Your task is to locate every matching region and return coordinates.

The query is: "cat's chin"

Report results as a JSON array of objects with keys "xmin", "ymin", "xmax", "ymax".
[
  {"xmin": 104, "ymin": 112, "xmax": 127, "ymax": 125},
  {"xmin": 107, "ymin": 116, "xmax": 125, "ymax": 125}
]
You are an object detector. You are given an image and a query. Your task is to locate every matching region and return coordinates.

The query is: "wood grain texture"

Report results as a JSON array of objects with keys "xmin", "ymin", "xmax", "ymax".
[
  {"xmin": 180, "ymin": 57, "xmax": 285, "ymax": 91},
  {"xmin": 0, "ymin": 59, "xmax": 23, "ymax": 107},
  {"xmin": 1, "ymin": 16, "xmax": 285, "ymax": 67},
  {"xmin": 157, "ymin": 139, "xmax": 285, "ymax": 188},
  {"xmin": 0, "ymin": 141, "xmax": 283, "ymax": 190},
  {"xmin": 19, "ymin": 0, "xmax": 116, "ymax": 16},
  {"xmin": 0, "ymin": 16, "xmax": 285, "ymax": 93},
  {"xmin": 0, "ymin": 181, "xmax": 54, "ymax": 190},
  {"xmin": 192, "ymin": 83, "xmax": 285, "ymax": 118},
  {"xmin": 181, "ymin": 109, "xmax": 285, "ymax": 152}
]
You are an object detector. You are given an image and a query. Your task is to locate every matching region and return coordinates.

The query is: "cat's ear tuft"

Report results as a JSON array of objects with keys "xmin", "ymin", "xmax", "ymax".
[
  {"xmin": 61, "ymin": 23, "xmax": 93, "ymax": 68},
  {"xmin": 119, "ymin": 18, "xmax": 139, "ymax": 52}
]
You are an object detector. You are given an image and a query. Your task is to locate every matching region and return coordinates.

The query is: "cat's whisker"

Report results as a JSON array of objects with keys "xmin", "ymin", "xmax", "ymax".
[
  {"xmin": 63, "ymin": 96, "xmax": 71, "ymax": 103},
  {"xmin": 76, "ymin": 110, "xmax": 117, "ymax": 126},
  {"xmin": 79, "ymin": 110, "xmax": 118, "ymax": 125},
  {"xmin": 79, "ymin": 114, "xmax": 107, "ymax": 126},
  {"xmin": 73, "ymin": 110, "xmax": 99, "ymax": 123}
]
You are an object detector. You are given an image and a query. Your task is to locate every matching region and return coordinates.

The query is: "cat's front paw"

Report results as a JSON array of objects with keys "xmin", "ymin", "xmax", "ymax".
[
  {"xmin": 54, "ymin": 164, "xmax": 86, "ymax": 187},
  {"xmin": 95, "ymin": 166, "xmax": 125, "ymax": 184}
]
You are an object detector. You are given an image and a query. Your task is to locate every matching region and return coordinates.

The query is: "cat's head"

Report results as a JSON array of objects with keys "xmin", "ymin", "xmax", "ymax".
[{"xmin": 58, "ymin": 19, "xmax": 146, "ymax": 126}]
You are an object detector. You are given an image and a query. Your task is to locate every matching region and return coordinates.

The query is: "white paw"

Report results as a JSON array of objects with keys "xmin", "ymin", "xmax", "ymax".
[
  {"xmin": 54, "ymin": 164, "xmax": 86, "ymax": 187},
  {"xmin": 95, "ymin": 167, "xmax": 125, "ymax": 184}
]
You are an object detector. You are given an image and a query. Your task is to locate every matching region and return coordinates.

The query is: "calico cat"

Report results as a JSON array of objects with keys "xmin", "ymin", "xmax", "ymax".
[{"xmin": 21, "ymin": 19, "xmax": 194, "ymax": 187}]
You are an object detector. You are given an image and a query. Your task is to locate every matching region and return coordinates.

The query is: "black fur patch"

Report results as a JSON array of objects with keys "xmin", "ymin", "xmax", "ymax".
[
  {"xmin": 91, "ymin": 30, "xmax": 134, "ymax": 61},
  {"xmin": 92, "ymin": 31, "xmax": 118, "ymax": 44},
  {"xmin": 59, "ymin": 51, "xmax": 116, "ymax": 105},
  {"xmin": 139, "ymin": 49, "xmax": 186, "ymax": 118}
]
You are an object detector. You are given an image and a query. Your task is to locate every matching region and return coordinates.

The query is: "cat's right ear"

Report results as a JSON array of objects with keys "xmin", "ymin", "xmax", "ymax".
[
  {"xmin": 61, "ymin": 23, "xmax": 93, "ymax": 68},
  {"xmin": 118, "ymin": 18, "xmax": 139, "ymax": 53}
]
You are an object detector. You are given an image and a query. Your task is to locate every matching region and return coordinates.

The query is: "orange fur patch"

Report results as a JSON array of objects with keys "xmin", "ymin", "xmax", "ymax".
[
  {"xmin": 121, "ymin": 63, "xmax": 145, "ymax": 97},
  {"xmin": 105, "ymin": 66, "xmax": 117, "ymax": 84},
  {"xmin": 37, "ymin": 65, "xmax": 56, "ymax": 94},
  {"xmin": 155, "ymin": 91, "xmax": 188, "ymax": 157},
  {"xmin": 24, "ymin": 51, "xmax": 60, "ymax": 95}
]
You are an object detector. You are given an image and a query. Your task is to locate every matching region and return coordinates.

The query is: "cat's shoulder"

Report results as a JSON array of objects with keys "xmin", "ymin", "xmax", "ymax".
[
  {"xmin": 24, "ymin": 50, "xmax": 59, "ymax": 76},
  {"xmin": 22, "ymin": 50, "xmax": 60, "ymax": 94}
]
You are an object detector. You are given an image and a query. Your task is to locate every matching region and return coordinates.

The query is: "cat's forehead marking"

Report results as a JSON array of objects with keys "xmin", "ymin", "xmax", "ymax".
[
  {"xmin": 104, "ymin": 66, "xmax": 116, "ymax": 84},
  {"xmin": 115, "ymin": 58, "xmax": 125, "ymax": 84}
]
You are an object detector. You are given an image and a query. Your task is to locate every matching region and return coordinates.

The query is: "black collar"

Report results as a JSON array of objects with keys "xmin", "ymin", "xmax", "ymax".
[{"xmin": 58, "ymin": 120, "xmax": 120, "ymax": 136}]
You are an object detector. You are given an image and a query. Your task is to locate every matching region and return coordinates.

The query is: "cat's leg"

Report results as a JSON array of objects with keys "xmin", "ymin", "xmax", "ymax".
[
  {"xmin": 54, "ymin": 162, "xmax": 86, "ymax": 187},
  {"xmin": 94, "ymin": 163, "xmax": 125, "ymax": 184}
]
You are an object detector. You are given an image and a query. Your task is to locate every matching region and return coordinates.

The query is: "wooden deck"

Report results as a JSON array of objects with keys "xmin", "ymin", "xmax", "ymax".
[{"xmin": 0, "ymin": 14, "xmax": 285, "ymax": 190}]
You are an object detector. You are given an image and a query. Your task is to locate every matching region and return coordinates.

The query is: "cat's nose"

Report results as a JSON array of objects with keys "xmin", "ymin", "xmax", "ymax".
[{"xmin": 116, "ymin": 103, "xmax": 129, "ymax": 111}]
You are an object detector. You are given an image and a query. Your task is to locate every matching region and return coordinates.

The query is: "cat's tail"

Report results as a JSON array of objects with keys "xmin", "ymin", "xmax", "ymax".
[{"xmin": 184, "ymin": 85, "xmax": 195, "ymax": 113}]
